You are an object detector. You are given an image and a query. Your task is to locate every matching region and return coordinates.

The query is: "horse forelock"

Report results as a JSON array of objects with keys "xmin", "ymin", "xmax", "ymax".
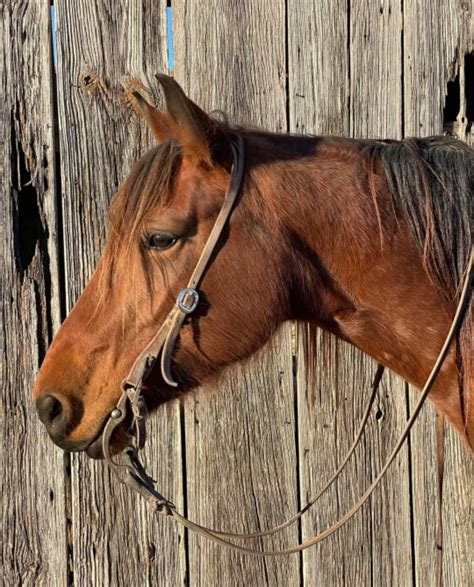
[{"xmin": 93, "ymin": 141, "xmax": 182, "ymax": 306}]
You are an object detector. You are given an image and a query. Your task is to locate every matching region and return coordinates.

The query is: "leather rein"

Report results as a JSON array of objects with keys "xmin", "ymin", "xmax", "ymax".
[{"xmin": 101, "ymin": 134, "xmax": 473, "ymax": 556}]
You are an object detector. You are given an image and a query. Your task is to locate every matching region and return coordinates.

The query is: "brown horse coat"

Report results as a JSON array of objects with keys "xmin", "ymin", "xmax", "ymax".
[{"xmin": 34, "ymin": 77, "xmax": 473, "ymax": 455}]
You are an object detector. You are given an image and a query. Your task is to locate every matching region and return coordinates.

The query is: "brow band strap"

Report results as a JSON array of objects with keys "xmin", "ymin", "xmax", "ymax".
[
  {"xmin": 103, "ymin": 136, "xmax": 245, "ymax": 466},
  {"xmin": 160, "ymin": 136, "xmax": 245, "ymax": 386}
]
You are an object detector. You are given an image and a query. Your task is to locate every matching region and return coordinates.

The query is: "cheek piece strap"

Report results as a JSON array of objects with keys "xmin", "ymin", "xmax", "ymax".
[
  {"xmin": 101, "ymin": 133, "xmax": 473, "ymax": 555},
  {"xmin": 101, "ymin": 135, "xmax": 245, "ymax": 490}
]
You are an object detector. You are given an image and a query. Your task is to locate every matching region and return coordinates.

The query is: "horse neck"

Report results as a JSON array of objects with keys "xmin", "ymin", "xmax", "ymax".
[
  {"xmin": 249, "ymin": 133, "xmax": 387, "ymax": 317},
  {"xmin": 251, "ymin": 132, "xmax": 470, "ymax": 444}
]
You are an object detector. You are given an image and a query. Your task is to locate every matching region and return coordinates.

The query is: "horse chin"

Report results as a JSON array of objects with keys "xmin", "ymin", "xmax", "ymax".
[
  {"xmin": 85, "ymin": 426, "xmax": 130, "ymax": 460},
  {"xmin": 84, "ymin": 382, "xmax": 185, "ymax": 460},
  {"xmin": 82, "ymin": 410, "xmax": 132, "ymax": 460},
  {"xmin": 86, "ymin": 436, "xmax": 105, "ymax": 459}
]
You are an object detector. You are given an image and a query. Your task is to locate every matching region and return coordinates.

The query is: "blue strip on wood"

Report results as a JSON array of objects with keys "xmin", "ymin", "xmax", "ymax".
[
  {"xmin": 167, "ymin": 7, "xmax": 174, "ymax": 73},
  {"xmin": 50, "ymin": 6, "xmax": 57, "ymax": 67}
]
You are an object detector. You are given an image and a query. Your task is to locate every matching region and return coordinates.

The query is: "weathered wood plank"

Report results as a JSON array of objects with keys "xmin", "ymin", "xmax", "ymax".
[
  {"xmin": 290, "ymin": 1, "xmax": 413, "ymax": 584},
  {"xmin": 1, "ymin": 1, "xmax": 67, "ymax": 585},
  {"xmin": 288, "ymin": 0, "xmax": 349, "ymax": 138},
  {"xmin": 442, "ymin": 426, "xmax": 474, "ymax": 586},
  {"xmin": 350, "ymin": 4, "xmax": 413, "ymax": 585},
  {"xmin": 288, "ymin": 2, "xmax": 371, "ymax": 584},
  {"xmin": 296, "ymin": 340, "xmax": 410, "ymax": 586},
  {"xmin": 182, "ymin": 333, "xmax": 299, "ymax": 584},
  {"xmin": 350, "ymin": 1, "xmax": 403, "ymax": 139},
  {"xmin": 404, "ymin": 0, "xmax": 467, "ymax": 138},
  {"xmin": 404, "ymin": 2, "xmax": 473, "ymax": 584},
  {"xmin": 295, "ymin": 328, "xmax": 374, "ymax": 585},
  {"xmin": 173, "ymin": 1, "xmax": 300, "ymax": 583},
  {"xmin": 54, "ymin": 2, "xmax": 185, "ymax": 584},
  {"xmin": 174, "ymin": 0, "xmax": 286, "ymax": 130}
]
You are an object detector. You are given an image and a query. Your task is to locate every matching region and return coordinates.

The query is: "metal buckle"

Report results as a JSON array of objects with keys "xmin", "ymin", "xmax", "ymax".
[{"xmin": 176, "ymin": 287, "xmax": 199, "ymax": 314}]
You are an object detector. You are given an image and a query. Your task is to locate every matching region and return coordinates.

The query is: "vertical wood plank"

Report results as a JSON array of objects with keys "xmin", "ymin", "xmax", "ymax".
[
  {"xmin": 404, "ymin": 0, "xmax": 462, "ymax": 137},
  {"xmin": 350, "ymin": 4, "xmax": 413, "ymax": 585},
  {"xmin": 173, "ymin": 1, "xmax": 300, "ymax": 584},
  {"xmin": 350, "ymin": 1, "xmax": 403, "ymax": 139},
  {"xmin": 182, "ymin": 334, "xmax": 299, "ymax": 584},
  {"xmin": 295, "ymin": 329, "xmax": 374, "ymax": 586},
  {"xmin": 288, "ymin": 0, "xmax": 349, "ymax": 138},
  {"xmin": 404, "ymin": 2, "xmax": 474, "ymax": 584},
  {"xmin": 2, "ymin": 1, "xmax": 67, "ymax": 584},
  {"xmin": 288, "ymin": 3, "xmax": 370, "ymax": 584},
  {"xmin": 54, "ymin": 2, "xmax": 185, "ymax": 584},
  {"xmin": 290, "ymin": 1, "xmax": 413, "ymax": 584}
]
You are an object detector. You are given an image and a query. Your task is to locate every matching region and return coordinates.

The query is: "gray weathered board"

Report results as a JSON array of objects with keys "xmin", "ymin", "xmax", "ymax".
[
  {"xmin": 2, "ymin": 1, "xmax": 67, "ymax": 585},
  {"xmin": 2, "ymin": 1, "xmax": 472, "ymax": 585}
]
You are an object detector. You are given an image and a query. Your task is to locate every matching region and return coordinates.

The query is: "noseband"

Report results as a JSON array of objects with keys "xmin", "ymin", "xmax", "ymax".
[{"xmin": 101, "ymin": 134, "xmax": 473, "ymax": 556}]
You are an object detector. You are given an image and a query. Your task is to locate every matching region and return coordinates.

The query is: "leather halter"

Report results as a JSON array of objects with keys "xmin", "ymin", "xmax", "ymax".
[{"xmin": 102, "ymin": 134, "xmax": 473, "ymax": 556}]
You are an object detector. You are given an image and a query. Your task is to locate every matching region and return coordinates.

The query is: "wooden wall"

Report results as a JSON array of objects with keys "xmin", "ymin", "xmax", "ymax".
[{"xmin": 2, "ymin": 1, "xmax": 472, "ymax": 585}]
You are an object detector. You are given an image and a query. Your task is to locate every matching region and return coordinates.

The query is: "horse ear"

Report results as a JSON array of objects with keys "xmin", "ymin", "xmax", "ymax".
[
  {"xmin": 155, "ymin": 73, "xmax": 229, "ymax": 166},
  {"xmin": 132, "ymin": 92, "xmax": 175, "ymax": 144}
]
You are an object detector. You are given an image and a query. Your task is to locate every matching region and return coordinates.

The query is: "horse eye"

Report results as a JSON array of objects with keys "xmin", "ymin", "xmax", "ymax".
[{"xmin": 146, "ymin": 232, "xmax": 178, "ymax": 251}]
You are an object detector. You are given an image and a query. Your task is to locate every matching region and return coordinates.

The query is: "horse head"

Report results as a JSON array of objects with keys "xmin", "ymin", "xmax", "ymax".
[{"xmin": 33, "ymin": 76, "xmax": 303, "ymax": 457}]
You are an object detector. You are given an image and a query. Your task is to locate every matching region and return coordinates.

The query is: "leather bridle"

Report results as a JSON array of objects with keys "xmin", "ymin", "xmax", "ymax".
[{"xmin": 101, "ymin": 134, "xmax": 473, "ymax": 556}]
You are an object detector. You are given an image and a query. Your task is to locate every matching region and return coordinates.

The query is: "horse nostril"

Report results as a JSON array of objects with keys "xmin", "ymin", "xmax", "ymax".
[
  {"xmin": 36, "ymin": 394, "xmax": 69, "ymax": 438},
  {"xmin": 37, "ymin": 395, "xmax": 62, "ymax": 423}
]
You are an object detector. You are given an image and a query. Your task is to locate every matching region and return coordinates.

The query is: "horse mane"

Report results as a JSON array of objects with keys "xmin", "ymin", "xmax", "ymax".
[{"xmin": 360, "ymin": 136, "xmax": 473, "ymax": 417}]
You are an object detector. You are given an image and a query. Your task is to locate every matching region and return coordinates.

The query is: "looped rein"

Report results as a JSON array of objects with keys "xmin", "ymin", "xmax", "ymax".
[{"xmin": 101, "ymin": 133, "xmax": 473, "ymax": 556}]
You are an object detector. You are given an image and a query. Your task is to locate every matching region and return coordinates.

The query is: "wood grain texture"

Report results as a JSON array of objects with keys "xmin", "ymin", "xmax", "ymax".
[
  {"xmin": 1, "ymin": 1, "xmax": 67, "ymax": 585},
  {"xmin": 182, "ymin": 333, "xmax": 299, "ymax": 584},
  {"xmin": 54, "ymin": 1, "xmax": 185, "ymax": 584},
  {"xmin": 288, "ymin": 0, "xmax": 349, "ymax": 138},
  {"xmin": 290, "ymin": 1, "xmax": 413, "ymax": 584},
  {"xmin": 288, "ymin": 3, "xmax": 368, "ymax": 584},
  {"xmin": 350, "ymin": 4, "xmax": 413, "ymax": 586},
  {"xmin": 173, "ymin": 1, "xmax": 300, "ymax": 583},
  {"xmin": 174, "ymin": 0, "xmax": 287, "ymax": 130},
  {"xmin": 404, "ymin": 3, "xmax": 474, "ymax": 584},
  {"xmin": 404, "ymin": 0, "xmax": 466, "ymax": 137},
  {"xmin": 4, "ymin": 1, "xmax": 471, "ymax": 584},
  {"xmin": 296, "ymin": 329, "xmax": 374, "ymax": 585},
  {"xmin": 350, "ymin": 0, "xmax": 403, "ymax": 140}
]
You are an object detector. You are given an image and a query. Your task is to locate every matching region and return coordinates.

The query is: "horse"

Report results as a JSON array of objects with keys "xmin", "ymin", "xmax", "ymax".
[{"xmin": 33, "ymin": 75, "xmax": 473, "ymax": 462}]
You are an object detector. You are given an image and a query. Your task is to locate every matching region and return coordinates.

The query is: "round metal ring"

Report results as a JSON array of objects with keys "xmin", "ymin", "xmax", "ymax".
[{"xmin": 177, "ymin": 288, "xmax": 200, "ymax": 314}]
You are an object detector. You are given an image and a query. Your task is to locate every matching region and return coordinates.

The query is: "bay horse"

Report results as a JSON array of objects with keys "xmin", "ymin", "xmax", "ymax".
[{"xmin": 34, "ymin": 75, "xmax": 473, "ymax": 471}]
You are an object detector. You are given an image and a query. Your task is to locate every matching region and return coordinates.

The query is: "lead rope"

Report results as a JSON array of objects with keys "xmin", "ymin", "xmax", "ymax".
[
  {"xmin": 103, "ymin": 359, "xmax": 384, "ymax": 540},
  {"xmin": 185, "ymin": 363, "xmax": 385, "ymax": 541},
  {"xmin": 169, "ymin": 249, "xmax": 472, "ymax": 555},
  {"xmin": 104, "ymin": 249, "xmax": 472, "ymax": 556}
]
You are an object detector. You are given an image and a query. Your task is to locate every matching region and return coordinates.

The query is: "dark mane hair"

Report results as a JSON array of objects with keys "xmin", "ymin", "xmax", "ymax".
[{"xmin": 361, "ymin": 136, "xmax": 473, "ymax": 416}]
